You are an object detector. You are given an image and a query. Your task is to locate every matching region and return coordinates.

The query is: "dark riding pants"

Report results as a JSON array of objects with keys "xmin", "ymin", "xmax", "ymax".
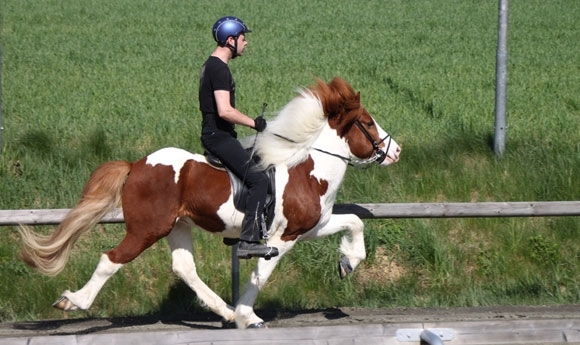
[{"xmin": 201, "ymin": 130, "xmax": 269, "ymax": 243}]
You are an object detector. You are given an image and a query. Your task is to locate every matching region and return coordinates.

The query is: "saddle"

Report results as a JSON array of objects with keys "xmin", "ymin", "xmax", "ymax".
[{"xmin": 204, "ymin": 151, "xmax": 276, "ymax": 244}]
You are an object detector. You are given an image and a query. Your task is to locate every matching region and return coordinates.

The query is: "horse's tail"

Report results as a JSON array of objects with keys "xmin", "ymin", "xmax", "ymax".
[{"xmin": 19, "ymin": 160, "xmax": 132, "ymax": 276}]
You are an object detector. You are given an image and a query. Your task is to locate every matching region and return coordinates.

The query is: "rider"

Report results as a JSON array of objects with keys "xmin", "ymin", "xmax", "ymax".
[{"xmin": 199, "ymin": 16, "xmax": 279, "ymax": 259}]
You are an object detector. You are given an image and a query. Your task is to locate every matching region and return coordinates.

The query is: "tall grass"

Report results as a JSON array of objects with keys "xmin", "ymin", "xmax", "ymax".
[{"xmin": 1, "ymin": 0, "xmax": 579, "ymax": 321}]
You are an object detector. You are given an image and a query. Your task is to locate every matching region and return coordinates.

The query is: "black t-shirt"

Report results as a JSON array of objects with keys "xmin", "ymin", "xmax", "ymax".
[{"xmin": 199, "ymin": 56, "xmax": 236, "ymax": 135}]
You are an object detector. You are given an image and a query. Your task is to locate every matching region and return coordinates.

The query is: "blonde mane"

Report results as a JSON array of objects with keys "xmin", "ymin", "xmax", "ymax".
[{"xmin": 251, "ymin": 89, "xmax": 327, "ymax": 168}]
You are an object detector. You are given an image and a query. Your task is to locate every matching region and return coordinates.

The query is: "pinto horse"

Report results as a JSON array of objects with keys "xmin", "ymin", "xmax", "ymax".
[{"xmin": 19, "ymin": 77, "xmax": 401, "ymax": 329}]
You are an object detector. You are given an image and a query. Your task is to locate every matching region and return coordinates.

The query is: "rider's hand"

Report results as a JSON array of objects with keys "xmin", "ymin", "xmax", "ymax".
[{"xmin": 253, "ymin": 116, "xmax": 267, "ymax": 132}]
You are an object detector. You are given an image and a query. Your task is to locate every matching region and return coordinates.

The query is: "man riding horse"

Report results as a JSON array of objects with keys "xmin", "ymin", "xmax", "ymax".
[{"xmin": 199, "ymin": 16, "xmax": 278, "ymax": 259}]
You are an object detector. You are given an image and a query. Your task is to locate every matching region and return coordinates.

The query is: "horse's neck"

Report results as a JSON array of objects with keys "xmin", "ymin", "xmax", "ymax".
[
  {"xmin": 308, "ymin": 126, "xmax": 350, "ymax": 194},
  {"xmin": 313, "ymin": 124, "xmax": 351, "ymax": 157}
]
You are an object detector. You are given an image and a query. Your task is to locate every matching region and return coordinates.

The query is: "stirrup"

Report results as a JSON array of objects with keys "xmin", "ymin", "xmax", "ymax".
[
  {"xmin": 237, "ymin": 242, "xmax": 279, "ymax": 260},
  {"xmin": 223, "ymin": 238, "xmax": 240, "ymax": 246}
]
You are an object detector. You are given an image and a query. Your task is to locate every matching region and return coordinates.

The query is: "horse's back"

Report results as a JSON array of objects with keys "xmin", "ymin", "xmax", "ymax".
[{"xmin": 145, "ymin": 147, "xmax": 205, "ymax": 168}]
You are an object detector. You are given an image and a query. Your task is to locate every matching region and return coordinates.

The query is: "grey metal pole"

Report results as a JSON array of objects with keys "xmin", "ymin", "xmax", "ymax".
[
  {"xmin": 420, "ymin": 329, "xmax": 445, "ymax": 345},
  {"xmin": 232, "ymin": 243, "xmax": 240, "ymax": 305},
  {"xmin": 494, "ymin": 0, "xmax": 509, "ymax": 157},
  {"xmin": 0, "ymin": 40, "xmax": 3, "ymax": 157}
]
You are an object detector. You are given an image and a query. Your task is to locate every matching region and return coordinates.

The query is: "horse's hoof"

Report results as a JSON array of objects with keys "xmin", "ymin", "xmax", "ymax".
[
  {"xmin": 247, "ymin": 322, "xmax": 266, "ymax": 329},
  {"xmin": 338, "ymin": 256, "xmax": 353, "ymax": 279},
  {"xmin": 221, "ymin": 319, "xmax": 236, "ymax": 329},
  {"xmin": 52, "ymin": 296, "xmax": 79, "ymax": 311}
]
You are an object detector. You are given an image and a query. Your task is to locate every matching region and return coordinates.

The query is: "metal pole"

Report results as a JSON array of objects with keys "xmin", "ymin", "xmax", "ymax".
[
  {"xmin": 420, "ymin": 329, "xmax": 446, "ymax": 345},
  {"xmin": 231, "ymin": 244, "xmax": 240, "ymax": 305},
  {"xmin": 0, "ymin": 40, "xmax": 3, "ymax": 157},
  {"xmin": 494, "ymin": 0, "xmax": 509, "ymax": 157}
]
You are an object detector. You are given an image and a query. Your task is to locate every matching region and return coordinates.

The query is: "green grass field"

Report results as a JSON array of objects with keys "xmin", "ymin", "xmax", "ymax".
[{"xmin": 1, "ymin": 0, "xmax": 579, "ymax": 321}]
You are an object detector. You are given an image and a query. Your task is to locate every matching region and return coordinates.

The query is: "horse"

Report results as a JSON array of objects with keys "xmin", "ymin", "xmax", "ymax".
[{"xmin": 19, "ymin": 77, "xmax": 401, "ymax": 329}]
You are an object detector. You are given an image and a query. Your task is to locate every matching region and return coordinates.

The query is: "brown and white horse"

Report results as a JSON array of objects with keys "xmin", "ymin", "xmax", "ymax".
[{"xmin": 19, "ymin": 77, "xmax": 401, "ymax": 329}]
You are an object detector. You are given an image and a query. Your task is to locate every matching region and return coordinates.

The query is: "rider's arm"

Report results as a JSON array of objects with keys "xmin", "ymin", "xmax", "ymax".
[{"xmin": 214, "ymin": 90, "xmax": 257, "ymax": 128}]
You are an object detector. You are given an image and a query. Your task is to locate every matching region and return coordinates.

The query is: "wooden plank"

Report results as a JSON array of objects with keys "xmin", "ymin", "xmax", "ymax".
[
  {"xmin": 0, "ymin": 324, "xmax": 397, "ymax": 345},
  {"xmin": 1, "ymin": 201, "xmax": 579, "ymax": 226},
  {"xmin": 332, "ymin": 201, "xmax": 580, "ymax": 218},
  {"xmin": 424, "ymin": 319, "xmax": 579, "ymax": 344},
  {"xmin": 564, "ymin": 328, "xmax": 580, "ymax": 342},
  {"xmin": 0, "ymin": 208, "xmax": 124, "ymax": 226},
  {"xmin": 455, "ymin": 330, "xmax": 567, "ymax": 344},
  {"xmin": 2, "ymin": 319, "xmax": 580, "ymax": 345}
]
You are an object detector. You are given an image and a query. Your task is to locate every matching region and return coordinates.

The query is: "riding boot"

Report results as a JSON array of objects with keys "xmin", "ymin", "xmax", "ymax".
[
  {"xmin": 237, "ymin": 241, "xmax": 279, "ymax": 260},
  {"xmin": 238, "ymin": 209, "xmax": 279, "ymax": 260}
]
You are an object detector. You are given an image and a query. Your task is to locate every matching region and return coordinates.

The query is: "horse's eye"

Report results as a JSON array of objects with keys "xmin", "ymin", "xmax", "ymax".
[{"xmin": 366, "ymin": 121, "xmax": 374, "ymax": 127}]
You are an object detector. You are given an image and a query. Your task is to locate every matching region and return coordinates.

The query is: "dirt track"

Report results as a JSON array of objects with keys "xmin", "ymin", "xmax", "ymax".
[{"xmin": 2, "ymin": 304, "xmax": 579, "ymax": 338}]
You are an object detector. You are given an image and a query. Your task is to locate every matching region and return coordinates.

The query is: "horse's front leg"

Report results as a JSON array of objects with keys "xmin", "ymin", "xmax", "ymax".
[
  {"xmin": 235, "ymin": 238, "xmax": 295, "ymax": 329},
  {"xmin": 304, "ymin": 213, "xmax": 366, "ymax": 279}
]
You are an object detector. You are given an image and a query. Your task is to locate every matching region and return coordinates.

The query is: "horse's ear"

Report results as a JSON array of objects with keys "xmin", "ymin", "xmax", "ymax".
[{"xmin": 356, "ymin": 92, "xmax": 360, "ymax": 103}]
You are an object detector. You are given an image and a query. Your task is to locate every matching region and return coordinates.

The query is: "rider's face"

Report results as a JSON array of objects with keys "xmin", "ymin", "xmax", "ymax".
[{"xmin": 234, "ymin": 34, "xmax": 248, "ymax": 56}]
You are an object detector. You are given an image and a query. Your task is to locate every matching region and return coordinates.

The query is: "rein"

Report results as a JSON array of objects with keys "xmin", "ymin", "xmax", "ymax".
[{"xmin": 271, "ymin": 120, "xmax": 391, "ymax": 169}]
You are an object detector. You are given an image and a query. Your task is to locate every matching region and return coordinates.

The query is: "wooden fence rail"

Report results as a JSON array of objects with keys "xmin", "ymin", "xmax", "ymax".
[{"xmin": 1, "ymin": 201, "xmax": 579, "ymax": 226}]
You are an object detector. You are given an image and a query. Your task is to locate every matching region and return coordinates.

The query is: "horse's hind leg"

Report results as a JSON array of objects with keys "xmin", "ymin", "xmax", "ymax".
[
  {"xmin": 54, "ymin": 222, "xmax": 170, "ymax": 311},
  {"xmin": 166, "ymin": 219, "xmax": 235, "ymax": 323},
  {"xmin": 54, "ymin": 253, "xmax": 123, "ymax": 310}
]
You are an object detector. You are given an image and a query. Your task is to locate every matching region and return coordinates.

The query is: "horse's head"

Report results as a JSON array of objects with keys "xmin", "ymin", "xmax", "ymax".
[{"xmin": 313, "ymin": 77, "xmax": 401, "ymax": 167}]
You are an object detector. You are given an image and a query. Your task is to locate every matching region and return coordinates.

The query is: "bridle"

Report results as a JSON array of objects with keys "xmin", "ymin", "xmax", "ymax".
[
  {"xmin": 272, "ymin": 119, "xmax": 392, "ymax": 169},
  {"xmin": 348, "ymin": 119, "xmax": 392, "ymax": 167}
]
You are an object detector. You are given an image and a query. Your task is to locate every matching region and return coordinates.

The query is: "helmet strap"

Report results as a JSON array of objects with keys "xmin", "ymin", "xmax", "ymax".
[{"xmin": 226, "ymin": 36, "xmax": 239, "ymax": 59}]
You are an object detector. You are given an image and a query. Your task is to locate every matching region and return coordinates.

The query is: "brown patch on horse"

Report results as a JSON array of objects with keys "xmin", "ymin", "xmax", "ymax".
[
  {"xmin": 110, "ymin": 158, "xmax": 181, "ymax": 263},
  {"xmin": 311, "ymin": 77, "xmax": 362, "ymax": 135},
  {"xmin": 178, "ymin": 161, "xmax": 231, "ymax": 232},
  {"xmin": 342, "ymin": 110, "xmax": 379, "ymax": 160},
  {"xmin": 111, "ymin": 159, "xmax": 231, "ymax": 264},
  {"xmin": 312, "ymin": 77, "xmax": 379, "ymax": 160},
  {"xmin": 280, "ymin": 157, "xmax": 328, "ymax": 241}
]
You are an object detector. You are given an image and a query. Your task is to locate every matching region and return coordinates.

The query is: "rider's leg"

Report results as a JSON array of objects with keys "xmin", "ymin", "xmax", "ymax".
[
  {"xmin": 237, "ymin": 168, "xmax": 279, "ymax": 258},
  {"xmin": 201, "ymin": 133, "xmax": 278, "ymax": 258},
  {"xmin": 239, "ymin": 168, "xmax": 268, "ymax": 243}
]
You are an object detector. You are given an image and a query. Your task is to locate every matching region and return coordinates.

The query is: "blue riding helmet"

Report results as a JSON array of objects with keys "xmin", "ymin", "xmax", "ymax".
[{"xmin": 212, "ymin": 16, "xmax": 252, "ymax": 46}]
